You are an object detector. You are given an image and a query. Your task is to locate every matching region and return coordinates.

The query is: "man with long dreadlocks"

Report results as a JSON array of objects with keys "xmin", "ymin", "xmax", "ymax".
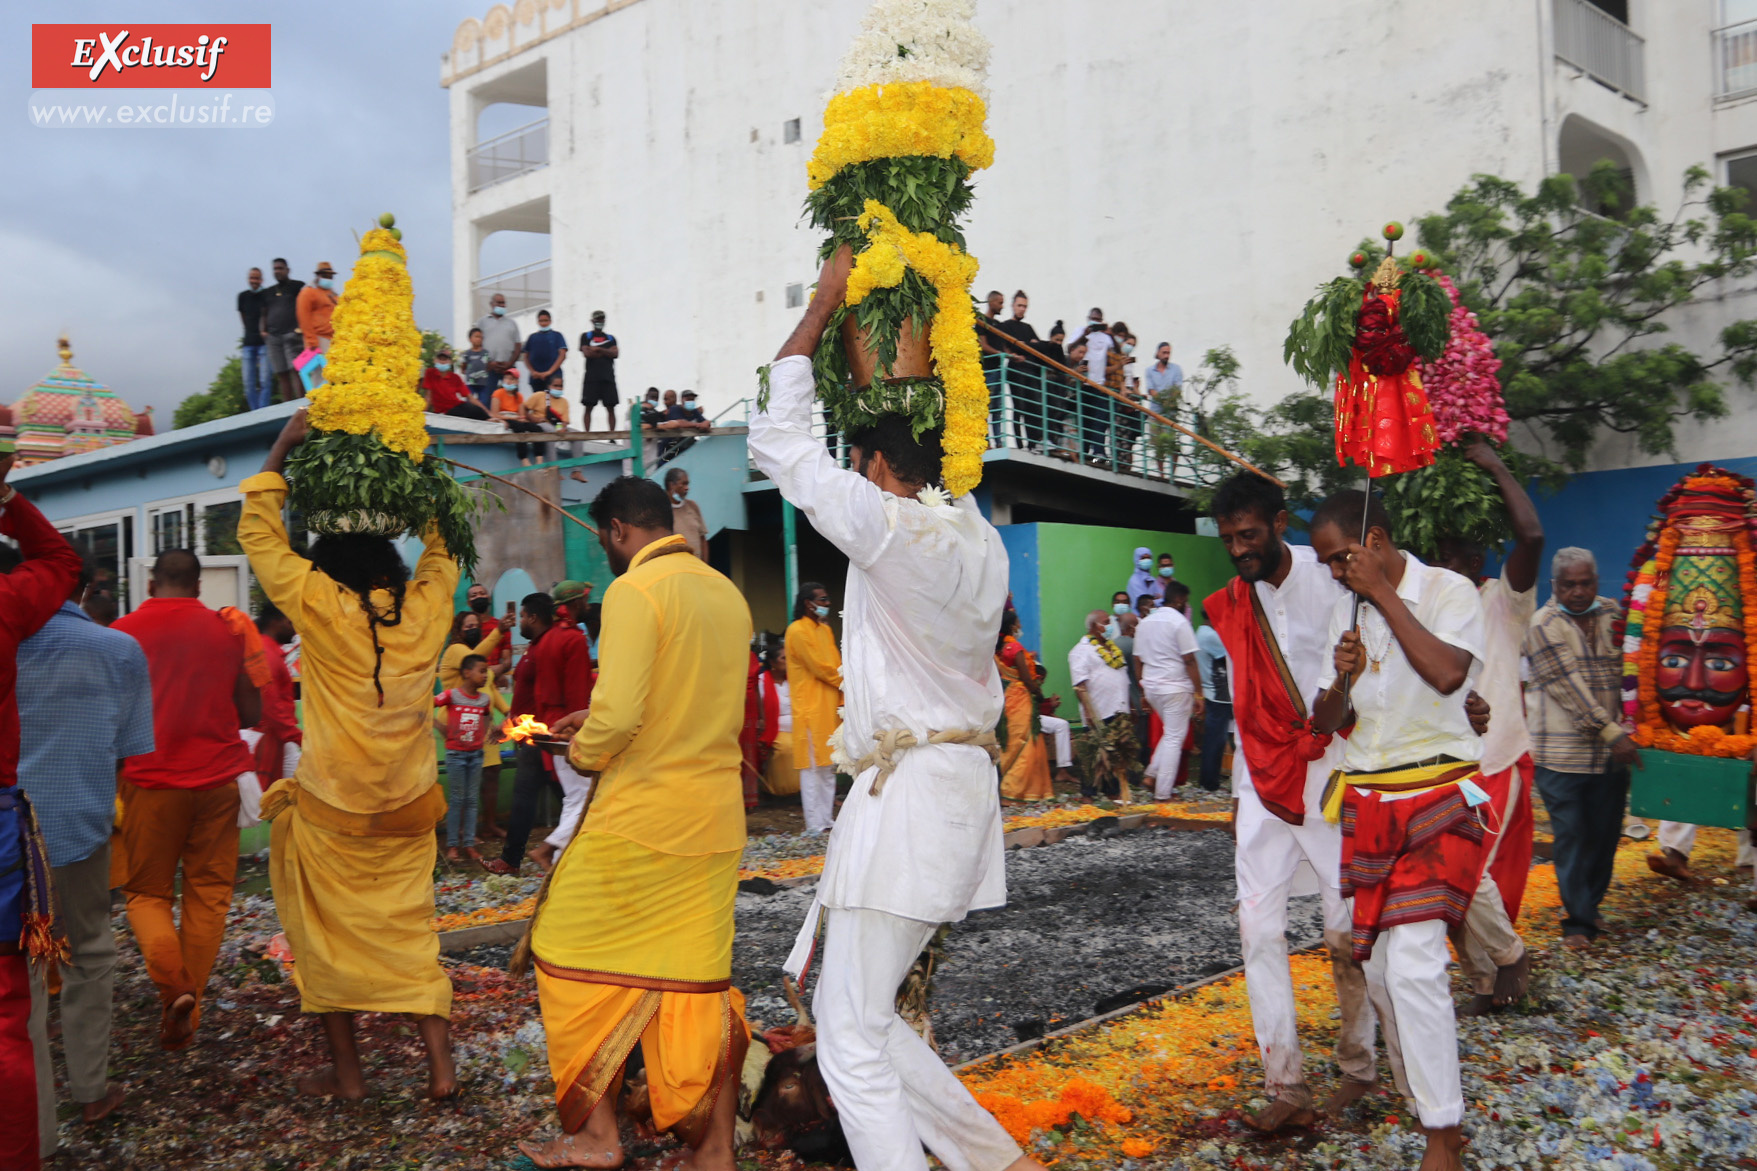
[{"xmin": 237, "ymin": 409, "xmax": 461, "ymax": 1100}]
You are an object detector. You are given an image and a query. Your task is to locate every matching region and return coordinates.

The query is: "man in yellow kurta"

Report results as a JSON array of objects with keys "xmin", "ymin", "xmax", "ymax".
[
  {"xmin": 237, "ymin": 410, "xmax": 460, "ymax": 1100},
  {"xmin": 784, "ymin": 582, "xmax": 842, "ymax": 833},
  {"xmin": 520, "ymin": 476, "xmax": 752, "ymax": 1171}
]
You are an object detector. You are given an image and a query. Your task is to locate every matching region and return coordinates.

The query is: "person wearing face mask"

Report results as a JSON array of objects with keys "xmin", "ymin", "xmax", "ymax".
[
  {"xmin": 577, "ymin": 310, "xmax": 620, "ymax": 432},
  {"xmin": 439, "ymin": 606, "xmax": 511, "ymax": 693},
  {"xmin": 474, "ymin": 293, "xmax": 523, "ymax": 389},
  {"xmin": 296, "ymin": 262, "xmax": 340, "ymax": 356},
  {"xmin": 421, "ymin": 349, "xmax": 491, "ymax": 420},
  {"xmin": 784, "ymin": 583, "xmax": 843, "ymax": 834},
  {"xmin": 664, "ymin": 468, "xmax": 709, "ymax": 559},
  {"xmin": 238, "ymin": 267, "xmax": 272, "ymax": 411},
  {"xmin": 1109, "ymin": 325, "xmax": 1143, "ymax": 471},
  {"xmin": 1069, "ymin": 609, "xmax": 1138, "ymax": 801},
  {"xmin": 492, "ymin": 373, "xmax": 546, "ymax": 465},
  {"xmin": 1126, "ymin": 546, "xmax": 1164, "ymax": 610},
  {"xmin": 523, "ymin": 310, "xmax": 568, "ymax": 392}
]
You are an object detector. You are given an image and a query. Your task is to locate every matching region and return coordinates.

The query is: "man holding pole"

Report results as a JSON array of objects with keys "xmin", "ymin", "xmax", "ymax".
[{"xmin": 1311, "ymin": 488, "xmax": 1488, "ymax": 1171}]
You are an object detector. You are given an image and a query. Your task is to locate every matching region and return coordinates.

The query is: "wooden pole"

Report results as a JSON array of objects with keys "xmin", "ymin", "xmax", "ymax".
[
  {"xmin": 976, "ymin": 317, "xmax": 1286, "ymax": 488},
  {"xmin": 438, "ymin": 457, "xmax": 600, "ymax": 536}
]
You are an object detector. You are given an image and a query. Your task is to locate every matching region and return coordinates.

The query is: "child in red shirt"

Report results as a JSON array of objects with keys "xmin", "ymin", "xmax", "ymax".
[{"xmin": 433, "ymin": 654, "xmax": 504, "ymax": 861}]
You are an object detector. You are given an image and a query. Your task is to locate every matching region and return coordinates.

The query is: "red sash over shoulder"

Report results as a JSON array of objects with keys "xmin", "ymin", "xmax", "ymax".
[{"xmin": 1204, "ymin": 577, "xmax": 1333, "ymax": 825}]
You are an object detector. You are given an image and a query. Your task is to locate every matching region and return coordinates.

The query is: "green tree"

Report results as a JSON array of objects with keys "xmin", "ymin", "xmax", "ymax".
[
  {"xmin": 420, "ymin": 329, "xmax": 449, "ymax": 369},
  {"xmin": 172, "ymin": 354, "xmax": 247, "ymax": 429},
  {"xmin": 1184, "ymin": 164, "xmax": 1757, "ymax": 528}
]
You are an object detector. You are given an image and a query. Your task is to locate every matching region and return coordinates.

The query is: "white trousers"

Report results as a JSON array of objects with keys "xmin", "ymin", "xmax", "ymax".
[
  {"xmin": 1361, "ymin": 920, "xmax": 1463, "ymax": 1128},
  {"xmin": 543, "ymin": 755, "xmax": 594, "ymax": 850},
  {"xmin": 1459, "ymin": 762, "xmax": 1526, "ymax": 994},
  {"xmin": 813, "ymin": 907, "xmax": 1022, "ymax": 1171},
  {"xmin": 1144, "ymin": 688, "xmax": 1195, "ymax": 800},
  {"xmin": 800, "ymin": 766, "xmax": 838, "ymax": 834},
  {"xmin": 1657, "ymin": 822, "xmax": 1757, "ymax": 888},
  {"xmin": 1235, "ymin": 783, "xmax": 1376, "ymax": 1102},
  {"xmin": 1038, "ymin": 714, "xmax": 1073, "ymax": 768}
]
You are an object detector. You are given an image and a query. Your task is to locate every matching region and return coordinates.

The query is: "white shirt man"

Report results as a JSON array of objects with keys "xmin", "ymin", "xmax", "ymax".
[
  {"xmin": 1208, "ymin": 532, "xmax": 1380, "ymax": 1127},
  {"xmin": 1132, "ymin": 592, "xmax": 1202, "ymax": 799},
  {"xmin": 749, "ymin": 352, "xmax": 1022, "ymax": 1171},
  {"xmin": 1314, "ymin": 539, "xmax": 1485, "ymax": 1151},
  {"xmin": 1068, "ymin": 634, "xmax": 1130, "ymax": 721}
]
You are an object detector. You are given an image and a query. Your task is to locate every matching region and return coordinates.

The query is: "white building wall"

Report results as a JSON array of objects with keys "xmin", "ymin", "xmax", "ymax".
[{"xmin": 444, "ymin": 0, "xmax": 1757, "ymax": 467}]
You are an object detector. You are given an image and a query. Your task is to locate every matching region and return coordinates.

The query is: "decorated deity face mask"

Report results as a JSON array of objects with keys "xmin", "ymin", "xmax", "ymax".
[{"xmin": 1641, "ymin": 492, "xmax": 1754, "ymax": 734}]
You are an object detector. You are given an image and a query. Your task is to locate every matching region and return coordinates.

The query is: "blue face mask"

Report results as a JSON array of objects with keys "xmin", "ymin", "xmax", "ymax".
[
  {"xmin": 1113, "ymin": 602, "xmax": 1130, "ymax": 616},
  {"xmin": 1136, "ymin": 557, "xmax": 1153, "ymax": 571},
  {"xmin": 1158, "ymin": 565, "xmax": 1174, "ymax": 578},
  {"xmin": 814, "ymin": 605, "xmax": 831, "ymax": 619},
  {"xmin": 316, "ymin": 277, "xmax": 334, "ymax": 290},
  {"xmin": 1560, "ymin": 596, "xmax": 1602, "ymax": 617},
  {"xmin": 435, "ymin": 362, "xmax": 452, "ymax": 372},
  {"xmin": 492, "ymin": 305, "xmax": 506, "ymax": 316}
]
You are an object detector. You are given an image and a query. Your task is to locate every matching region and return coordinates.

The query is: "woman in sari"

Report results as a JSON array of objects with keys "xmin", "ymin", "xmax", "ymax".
[{"xmin": 996, "ymin": 608, "xmax": 1054, "ymax": 801}]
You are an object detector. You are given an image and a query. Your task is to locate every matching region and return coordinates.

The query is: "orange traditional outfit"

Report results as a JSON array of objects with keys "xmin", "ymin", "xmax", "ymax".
[
  {"xmin": 532, "ymin": 535, "xmax": 753, "ymax": 1144},
  {"xmin": 997, "ymin": 635, "xmax": 1052, "ymax": 800}
]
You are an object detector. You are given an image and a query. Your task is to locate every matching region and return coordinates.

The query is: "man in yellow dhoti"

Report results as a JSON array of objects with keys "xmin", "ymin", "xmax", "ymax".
[
  {"xmin": 519, "ymin": 475, "xmax": 753, "ymax": 1170},
  {"xmin": 237, "ymin": 410, "xmax": 459, "ymax": 1099}
]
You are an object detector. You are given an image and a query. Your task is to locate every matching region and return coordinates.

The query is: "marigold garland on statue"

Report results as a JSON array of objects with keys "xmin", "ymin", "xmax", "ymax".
[{"xmin": 808, "ymin": 82, "xmax": 994, "ymax": 189}]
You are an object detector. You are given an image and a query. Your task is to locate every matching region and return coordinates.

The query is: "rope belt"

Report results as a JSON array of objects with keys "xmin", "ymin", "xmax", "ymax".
[{"xmin": 852, "ymin": 727, "xmax": 1000, "ymax": 796}]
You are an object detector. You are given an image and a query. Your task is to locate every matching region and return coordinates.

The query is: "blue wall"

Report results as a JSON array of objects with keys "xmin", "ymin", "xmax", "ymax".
[{"xmin": 999, "ymin": 525, "xmax": 1041, "ymax": 652}]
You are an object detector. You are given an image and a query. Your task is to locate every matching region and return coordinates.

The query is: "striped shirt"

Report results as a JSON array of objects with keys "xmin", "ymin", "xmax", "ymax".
[
  {"xmin": 1523, "ymin": 597, "xmax": 1625, "ymax": 775},
  {"xmin": 17, "ymin": 602, "xmax": 156, "ymax": 866}
]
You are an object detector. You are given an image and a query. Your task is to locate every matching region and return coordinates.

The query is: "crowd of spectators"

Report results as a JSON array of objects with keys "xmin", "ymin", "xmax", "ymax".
[{"xmin": 237, "ymin": 260, "xmax": 338, "ymax": 409}]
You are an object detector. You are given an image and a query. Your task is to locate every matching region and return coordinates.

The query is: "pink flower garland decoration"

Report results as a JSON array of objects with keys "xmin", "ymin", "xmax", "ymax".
[{"xmin": 1419, "ymin": 272, "xmax": 1509, "ymax": 444}]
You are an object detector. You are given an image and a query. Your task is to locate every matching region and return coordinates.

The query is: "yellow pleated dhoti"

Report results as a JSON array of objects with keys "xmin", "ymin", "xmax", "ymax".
[
  {"xmin": 264, "ymin": 779, "xmax": 452, "ymax": 1018},
  {"xmin": 532, "ymin": 831, "xmax": 748, "ymax": 1145}
]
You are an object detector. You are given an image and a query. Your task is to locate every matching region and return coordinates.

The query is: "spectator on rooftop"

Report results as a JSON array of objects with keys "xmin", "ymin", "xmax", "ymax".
[
  {"xmin": 578, "ymin": 310, "xmax": 620, "ymax": 432},
  {"xmin": 422, "ymin": 348, "xmax": 491, "ymax": 420},
  {"xmin": 461, "ymin": 328, "xmax": 494, "ymax": 409},
  {"xmin": 296, "ymin": 262, "xmax": 339, "ymax": 355},
  {"xmin": 475, "ymin": 293, "xmax": 523, "ymax": 390},
  {"xmin": 523, "ymin": 310, "xmax": 567, "ymax": 392},
  {"xmin": 238, "ymin": 268, "xmax": 272, "ymax": 411},
  {"xmin": 261, "ymin": 258, "xmax": 305, "ymax": 404},
  {"xmin": 665, "ymin": 467, "xmax": 709, "ymax": 560},
  {"xmin": 1145, "ymin": 342, "xmax": 1185, "ymax": 479},
  {"xmin": 492, "ymin": 370, "xmax": 546, "ymax": 465}
]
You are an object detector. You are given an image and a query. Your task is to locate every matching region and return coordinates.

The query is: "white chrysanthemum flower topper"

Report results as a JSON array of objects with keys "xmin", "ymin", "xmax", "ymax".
[{"xmin": 832, "ymin": 0, "xmax": 992, "ymax": 98}]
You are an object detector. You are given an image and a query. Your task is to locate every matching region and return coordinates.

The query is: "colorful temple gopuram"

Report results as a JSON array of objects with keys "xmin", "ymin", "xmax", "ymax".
[{"xmin": 6, "ymin": 336, "xmax": 151, "ymax": 465}]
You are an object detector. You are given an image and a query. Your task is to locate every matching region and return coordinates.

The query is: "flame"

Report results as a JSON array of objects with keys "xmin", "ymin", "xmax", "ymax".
[{"xmin": 502, "ymin": 714, "xmax": 551, "ymax": 743}]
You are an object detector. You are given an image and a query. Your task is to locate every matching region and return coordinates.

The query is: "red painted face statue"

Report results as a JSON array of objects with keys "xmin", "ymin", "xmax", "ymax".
[{"xmin": 1656, "ymin": 621, "xmax": 1748, "ymax": 728}]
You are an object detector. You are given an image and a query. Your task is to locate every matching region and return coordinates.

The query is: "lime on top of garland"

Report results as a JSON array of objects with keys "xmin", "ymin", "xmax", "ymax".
[{"xmin": 283, "ymin": 215, "xmax": 490, "ymax": 571}]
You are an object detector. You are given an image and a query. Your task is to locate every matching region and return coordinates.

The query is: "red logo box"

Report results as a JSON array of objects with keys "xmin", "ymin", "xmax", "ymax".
[{"xmin": 32, "ymin": 25, "xmax": 271, "ymax": 88}]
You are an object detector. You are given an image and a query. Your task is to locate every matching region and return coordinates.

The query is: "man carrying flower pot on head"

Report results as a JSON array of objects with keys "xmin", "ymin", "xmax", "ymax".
[
  {"xmin": 238, "ymin": 409, "xmax": 461, "ymax": 1102},
  {"xmin": 750, "ymin": 248, "xmax": 1044, "ymax": 1171}
]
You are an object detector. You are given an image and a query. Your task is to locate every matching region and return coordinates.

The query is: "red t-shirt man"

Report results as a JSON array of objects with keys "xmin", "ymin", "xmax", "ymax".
[
  {"xmin": 421, "ymin": 367, "xmax": 472, "ymax": 414},
  {"xmin": 112, "ymin": 599, "xmax": 256, "ymax": 789}
]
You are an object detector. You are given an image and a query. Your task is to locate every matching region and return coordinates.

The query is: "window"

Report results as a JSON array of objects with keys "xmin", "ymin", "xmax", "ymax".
[
  {"xmin": 1585, "ymin": 0, "xmax": 1628, "ymax": 22},
  {"xmin": 1727, "ymin": 152, "xmax": 1757, "ymax": 203},
  {"xmin": 58, "ymin": 514, "xmax": 132, "ymax": 615},
  {"xmin": 150, "ymin": 504, "xmax": 194, "ymax": 555},
  {"xmin": 785, "ymin": 283, "xmax": 805, "ymax": 309},
  {"xmin": 783, "ymin": 118, "xmax": 801, "ymax": 144}
]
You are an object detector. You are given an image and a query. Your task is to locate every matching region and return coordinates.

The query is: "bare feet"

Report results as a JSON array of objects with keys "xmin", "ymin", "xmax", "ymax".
[
  {"xmin": 160, "ymin": 993, "xmax": 197, "ymax": 1050},
  {"xmin": 570, "ymin": 470, "xmax": 588, "ymax": 483},
  {"xmin": 463, "ymin": 846, "xmax": 483, "ymax": 863},
  {"xmin": 1457, "ymin": 992, "xmax": 1496, "ymax": 1018},
  {"xmin": 1493, "ymin": 950, "xmax": 1530, "ymax": 1006},
  {"xmin": 80, "ymin": 1085, "xmax": 126, "ymax": 1125},
  {"xmin": 517, "ymin": 1134, "xmax": 625, "ymax": 1169},
  {"xmin": 1242, "ymin": 1096, "xmax": 1316, "ymax": 1132},
  {"xmin": 295, "ymin": 1064, "xmax": 368, "ymax": 1100},
  {"xmin": 1562, "ymin": 933, "xmax": 1592, "ymax": 951},
  {"xmin": 1418, "ymin": 1125, "xmax": 1465, "ymax": 1171},
  {"xmin": 1320, "ymin": 1078, "xmax": 1376, "ymax": 1116},
  {"xmin": 530, "ymin": 842, "xmax": 558, "ymax": 872},
  {"xmin": 445, "ymin": 847, "xmax": 463, "ymax": 863},
  {"xmin": 1646, "ymin": 848, "xmax": 1698, "ymax": 883},
  {"xmin": 419, "ymin": 1014, "xmax": 458, "ymax": 1099}
]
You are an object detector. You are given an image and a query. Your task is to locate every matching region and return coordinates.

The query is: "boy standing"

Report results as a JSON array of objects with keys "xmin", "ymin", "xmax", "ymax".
[{"xmin": 435, "ymin": 654, "xmax": 504, "ymax": 862}]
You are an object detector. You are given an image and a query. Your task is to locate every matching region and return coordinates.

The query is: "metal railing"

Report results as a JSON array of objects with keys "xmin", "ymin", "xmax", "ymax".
[
  {"xmin": 1718, "ymin": 18, "xmax": 1757, "ymax": 99},
  {"xmin": 472, "ymin": 259, "xmax": 551, "ymax": 319},
  {"xmin": 732, "ymin": 358, "xmax": 1202, "ymax": 487},
  {"xmin": 1553, "ymin": 0, "xmax": 1645, "ymax": 103},
  {"xmin": 467, "ymin": 117, "xmax": 549, "ymax": 192}
]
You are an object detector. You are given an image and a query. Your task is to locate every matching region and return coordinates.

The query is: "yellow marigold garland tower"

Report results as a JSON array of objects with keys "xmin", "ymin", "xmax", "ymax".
[
  {"xmin": 284, "ymin": 214, "xmax": 486, "ymax": 570},
  {"xmin": 801, "ymin": 0, "xmax": 994, "ymax": 497}
]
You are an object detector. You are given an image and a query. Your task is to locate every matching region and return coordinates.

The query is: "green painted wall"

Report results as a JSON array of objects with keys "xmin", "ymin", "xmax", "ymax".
[
  {"xmin": 564, "ymin": 503, "xmax": 615, "ymax": 595},
  {"xmin": 1032, "ymin": 523, "xmax": 1234, "ymax": 706}
]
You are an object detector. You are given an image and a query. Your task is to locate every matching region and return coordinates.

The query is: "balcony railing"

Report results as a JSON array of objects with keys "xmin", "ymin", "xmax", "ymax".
[
  {"xmin": 733, "ymin": 357, "xmax": 1203, "ymax": 488},
  {"xmin": 1718, "ymin": 18, "xmax": 1757, "ymax": 99},
  {"xmin": 467, "ymin": 117, "xmax": 548, "ymax": 192},
  {"xmin": 1553, "ymin": 0, "xmax": 1645, "ymax": 103},
  {"xmin": 472, "ymin": 259, "xmax": 551, "ymax": 319}
]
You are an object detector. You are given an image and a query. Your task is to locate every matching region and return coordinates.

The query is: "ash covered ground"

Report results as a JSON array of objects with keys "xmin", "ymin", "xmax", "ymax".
[{"xmin": 732, "ymin": 826, "xmax": 1321, "ymax": 1063}]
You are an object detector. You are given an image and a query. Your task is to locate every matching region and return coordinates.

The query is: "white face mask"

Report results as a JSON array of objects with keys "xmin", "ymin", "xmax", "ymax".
[
  {"xmin": 671, "ymin": 492, "xmax": 685, "ymax": 505},
  {"xmin": 814, "ymin": 604, "xmax": 830, "ymax": 619},
  {"xmin": 492, "ymin": 305, "xmax": 506, "ymax": 316},
  {"xmin": 1113, "ymin": 602, "xmax": 1130, "ymax": 616},
  {"xmin": 1120, "ymin": 342, "xmax": 1135, "ymax": 355}
]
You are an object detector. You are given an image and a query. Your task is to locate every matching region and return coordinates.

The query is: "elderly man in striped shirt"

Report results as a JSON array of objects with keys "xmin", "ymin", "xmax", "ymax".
[{"xmin": 1523, "ymin": 547, "xmax": 1639, "ymax": 950}]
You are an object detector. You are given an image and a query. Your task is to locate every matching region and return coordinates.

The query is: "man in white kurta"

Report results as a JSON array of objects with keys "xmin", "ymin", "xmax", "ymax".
[
  {"xmin": 1206, "ymin": 476, "xmax": 1377, "ymax": 1129},
  {"xmin": 1134, "ymin": 588, "xmax": 1204, "ymax": 799},
  {"xmin": 750, "ymin": 257, "xmax": 1025, "ymax": 1171}
]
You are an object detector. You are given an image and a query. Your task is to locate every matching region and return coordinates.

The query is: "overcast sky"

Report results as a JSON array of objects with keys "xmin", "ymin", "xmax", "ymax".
[{"xmin": 3, "ymin": 1, "xmax": 489, "ymax": 422}]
